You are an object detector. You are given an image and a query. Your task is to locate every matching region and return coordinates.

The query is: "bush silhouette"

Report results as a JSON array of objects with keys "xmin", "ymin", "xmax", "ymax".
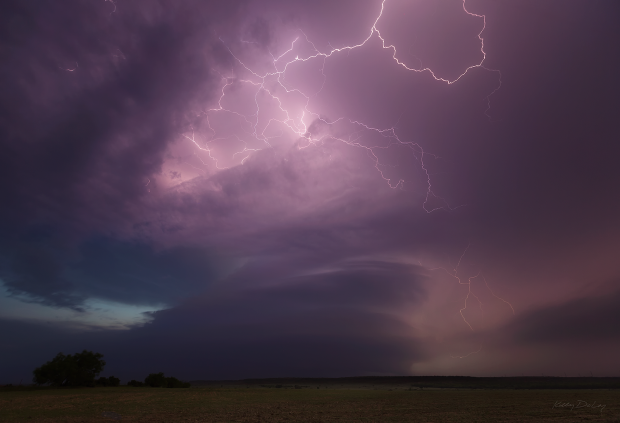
[
  {"xmin": 144, "ymin": 372, "xmax": 190, "ymax": 388},
  {"xmin": 164, "ymin": 376, "xmax": 191, "ymax": 388},
  {"xmin": 33, "ymin": 350, "xmax": 105, "ymax": 387}
]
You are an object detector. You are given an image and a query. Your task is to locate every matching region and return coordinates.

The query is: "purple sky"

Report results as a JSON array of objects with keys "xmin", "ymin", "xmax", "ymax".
[{"xmin": 1, "ymin": 0, "xmax": 619, "ymax": 382}]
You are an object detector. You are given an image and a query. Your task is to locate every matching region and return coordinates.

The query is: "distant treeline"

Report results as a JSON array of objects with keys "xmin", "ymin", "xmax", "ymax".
[
  {"xmin": 127, "ymin": 372, "xmax": 191, "ymax": 388},
  {"xmin": 31, "ymin": 350, "xmax": 190, "ymax": 388},
  {"xmin": 190, "ymin": 376, "xmax": 620, "ymax": 390}
]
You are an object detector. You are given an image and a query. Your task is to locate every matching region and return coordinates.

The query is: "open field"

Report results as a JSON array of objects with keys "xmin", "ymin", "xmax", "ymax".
[
  {"xmin": 1, "ymin": 385, "xmax": 619, "ymax": 422},
  {"xmin": 191, "ymin": 376, "xmax": 620, "ymax": 390}
]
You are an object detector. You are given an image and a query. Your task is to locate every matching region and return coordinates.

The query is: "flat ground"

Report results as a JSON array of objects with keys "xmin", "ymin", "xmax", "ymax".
[{"xmin": 0, "ymin": 386, "xmax": 618, "ymax": 422}]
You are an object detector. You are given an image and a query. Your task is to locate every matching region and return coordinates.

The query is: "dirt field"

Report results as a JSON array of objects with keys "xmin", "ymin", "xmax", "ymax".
[{"xmin": 1, "ymin": 386, "xmax": 618, "ymax": 422}]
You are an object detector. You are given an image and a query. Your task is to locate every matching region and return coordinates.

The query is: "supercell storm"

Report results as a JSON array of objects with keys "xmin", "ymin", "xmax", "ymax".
[{"xmin": 2, "ymin": 0, "xmax": 619, "ymax": 380}]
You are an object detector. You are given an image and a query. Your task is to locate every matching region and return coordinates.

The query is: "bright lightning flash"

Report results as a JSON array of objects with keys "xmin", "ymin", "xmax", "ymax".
[
  {"xmin": 179, "ymin": 1, "xmax": 511, "ymax": 358},
  {"xmin": 75, "ymin": 0, "xmax": 511, "ymax": 359},
  {"xmin": 178, "ymin": 0, "xmax": 501, "ymax": 213}
]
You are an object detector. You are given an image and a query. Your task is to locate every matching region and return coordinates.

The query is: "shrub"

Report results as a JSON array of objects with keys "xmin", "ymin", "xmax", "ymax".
[{"xmin": 33, "ymin": 351, "xmax": 105, "ymax": 387}]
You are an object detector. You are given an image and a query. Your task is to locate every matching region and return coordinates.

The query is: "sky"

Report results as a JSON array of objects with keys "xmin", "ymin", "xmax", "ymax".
[{"xmin": 1, "ymin": 0, "xmax": 619, "ymax": 383}]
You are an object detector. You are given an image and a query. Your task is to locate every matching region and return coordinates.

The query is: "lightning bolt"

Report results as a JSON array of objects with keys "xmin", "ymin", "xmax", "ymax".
[
  {"xmin": 431, "ymin": 244, "xmax": 514, "ymax": 330},
  {"xmin": 371, "ymin": 0, "xmax": 502, "ymax": 116},
  {"xmin": 429, "ymin": 243, "xmax": 515, "ymax": 358},
  {"xmin": 450, "ymin": 345, "xmax": 482, "ymax": 359},
  {"xmin": 183, "ymin": 2, "xmax": 512, "ymax": 349},
  {"xmin": 182, "ymin": 0, "xmax": 500, "ymax": 213},
  {"xmin": 77, "ymin": 1, "xmax": 512, "ymax": 358},
  {"xmin": 482, "ymin": 274, "xmax": 516, "ymax": 315}
]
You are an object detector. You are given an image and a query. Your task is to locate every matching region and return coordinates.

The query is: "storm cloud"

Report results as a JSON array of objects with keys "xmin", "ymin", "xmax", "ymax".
[{"xmin": 1, "ymin": 0, "xmax": 619, "ymax": 382}]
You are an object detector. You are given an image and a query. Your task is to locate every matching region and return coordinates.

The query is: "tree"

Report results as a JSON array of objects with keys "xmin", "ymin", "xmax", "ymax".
[
  {"xmin": 33, "ymin": 350, "xmax": 105, "ymax": 387},
  {"xmin": 144, "ymin": 372, "xmax": 166, "ymax": 387}
]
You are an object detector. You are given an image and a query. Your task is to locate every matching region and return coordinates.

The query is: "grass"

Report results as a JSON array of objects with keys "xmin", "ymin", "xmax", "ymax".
[{"xmin": 0, "ymin": 386, "xmax": 618, "ymax": 422}]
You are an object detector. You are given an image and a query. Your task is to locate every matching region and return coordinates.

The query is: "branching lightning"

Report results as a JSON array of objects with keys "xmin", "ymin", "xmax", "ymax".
[
  {"xmin": 431, "ymin": 244, "xmax": 514, "ymax": 331},
  {"xmin": 74, "ymin": 0, "xmax": 512, "ymax": 360},
  {"xmin": 482, "ymin": 274, "xmax": 516, "ymax": 315},
  {"xmin": 184, "ymin": 2, "xmax": 512, "ymax": 358},
  {"xmin": 428, "ymin": 243, "xmax": 515, "ymax": 358},
  {"xmin": 184, "ymin": 0, "xmax": 500, "ymax": 213}
]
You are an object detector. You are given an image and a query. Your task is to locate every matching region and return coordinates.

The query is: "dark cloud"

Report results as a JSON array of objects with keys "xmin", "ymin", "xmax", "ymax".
[
  {"xmin": 503, "ymin": 286, "xmax": 620, "ymax": 344},
  {"xmin": 0, "ymin": 0, "xmax": 244, "ymax": 305},
  {"xmin": 2, "ymin": 244, "xmax": 85, "ymax": 310},
  {"xmin": 1, "ymin": 259, "xmax": 428, "ymax": 381},
  {"xmin": 71, "ymin": 238, "xmax": 230, "ymax": 306},
  {"xmin": 1, "ymin": 0, "xmax": 619, "ymax": 381},
  {"xmin": 127, "ymin": 259, "xmax": 427, "ymax": 379},
  {"xmin": 0, "ymin": 0, "xmax": 244, "ymax": 228},
  {"xmin": 1, "ymin": 236, "xmax": 231, "ymax": 309}
]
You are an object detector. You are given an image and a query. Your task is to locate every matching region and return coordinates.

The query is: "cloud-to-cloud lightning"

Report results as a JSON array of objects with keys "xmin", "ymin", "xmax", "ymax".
[
  {"xmin": 3, "ymin": 0, "xmax": 618, "ymax": 383},
  {"xmin": 181, "ymin": 0, "xmax": 501, "ymax": 213},
  {"xmin": 165, "ymin": 0, "xmax": 511, "ymax": 350}
]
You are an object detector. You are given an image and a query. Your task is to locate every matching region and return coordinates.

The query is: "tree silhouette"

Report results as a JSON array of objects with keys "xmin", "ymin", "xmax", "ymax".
[
  {"xmin": 144, "ymin": 372, "xmax": 166, "ymax": 387},
  {"xmin": 33, "ymin": 350, "xmax": 105, "ymax": 387}
]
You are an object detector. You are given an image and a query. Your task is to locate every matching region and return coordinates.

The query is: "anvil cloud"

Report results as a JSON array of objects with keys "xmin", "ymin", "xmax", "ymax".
[{"xmin": 1, "ymin": 0, "xmax": 619, "ymax": 382}]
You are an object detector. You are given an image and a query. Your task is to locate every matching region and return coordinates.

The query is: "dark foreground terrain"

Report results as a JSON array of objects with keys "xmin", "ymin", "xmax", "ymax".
[
  {"xmin": 191, "ymin": 376, "xmax": 620, "ymax": 390},
  {"xmin": 1, "ymin": 378, "xmax": 619, "ymax": 422}
]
